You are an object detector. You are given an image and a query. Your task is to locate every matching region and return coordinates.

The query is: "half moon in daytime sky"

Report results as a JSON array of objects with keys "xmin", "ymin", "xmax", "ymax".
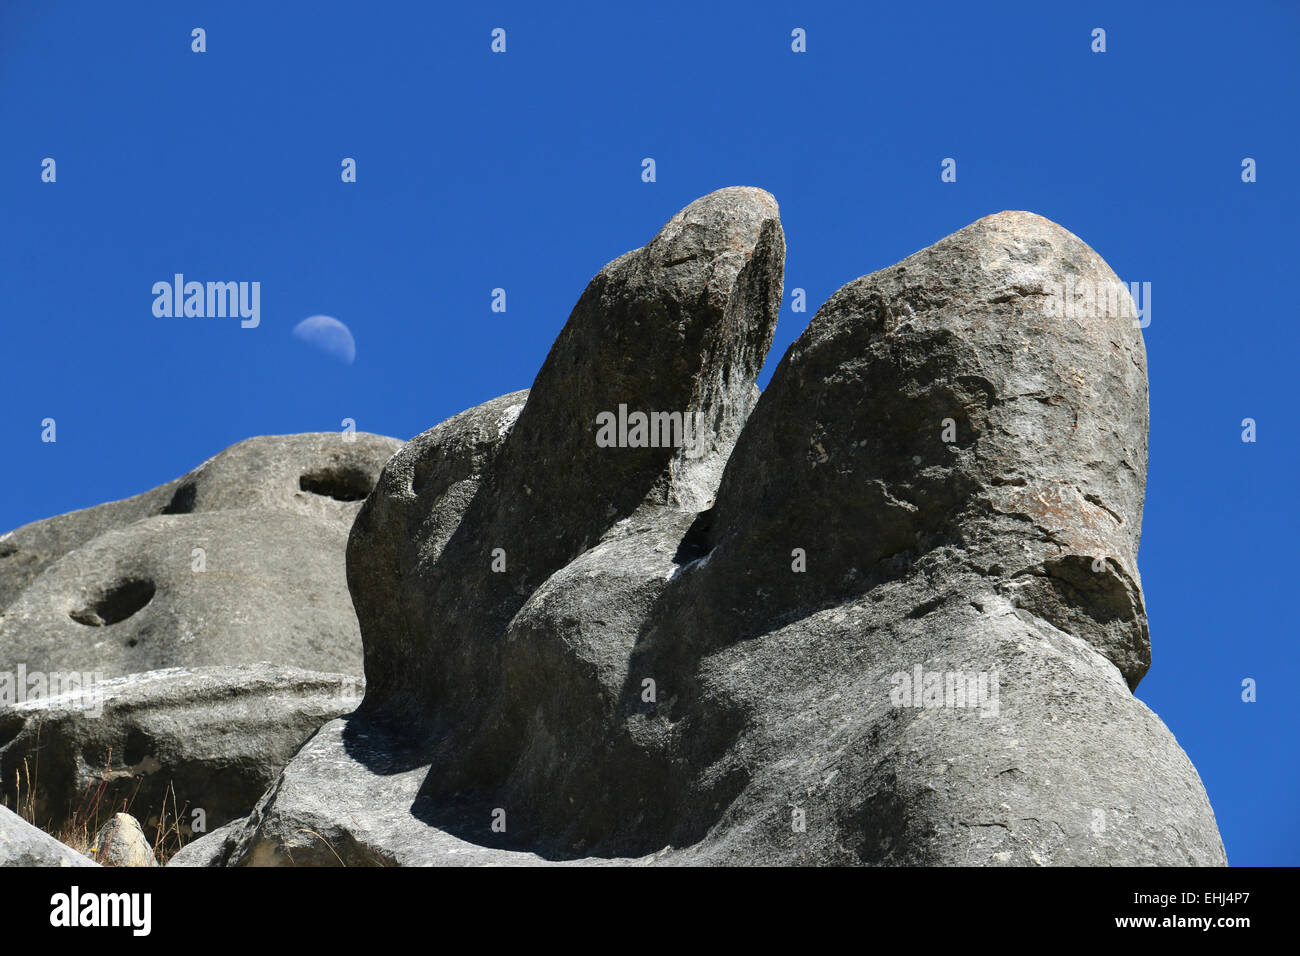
[{"xmin": 292, "ymin": 314, "xmax": 356, "ymax": 364}]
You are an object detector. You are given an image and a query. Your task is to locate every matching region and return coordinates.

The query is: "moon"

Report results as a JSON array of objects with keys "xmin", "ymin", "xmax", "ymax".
[{"xmin": 292, "ymin": 315, "xmax": 356, "ymax": 364}]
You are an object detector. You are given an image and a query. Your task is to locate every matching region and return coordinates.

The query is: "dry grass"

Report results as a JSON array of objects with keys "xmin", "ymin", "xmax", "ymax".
[{"xmin": 8, "ymin": 723, "xmax": 193, "ymax": 865}]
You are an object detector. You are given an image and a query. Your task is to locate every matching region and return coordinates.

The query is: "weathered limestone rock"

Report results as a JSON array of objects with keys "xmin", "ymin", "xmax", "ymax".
[
  {"xmin": 4, "ymin": 189, "xmax": 1222, "ymax": 867},
  {"xmin": 164, "ymin": 818, "xmax": 246, "ymax": 867},
  {"xmin": 0, "ymin": 665, "xmax": 364, "ymax": 844},
  {"xmin": 0, "ymin": 804, "xmax": 97, "ymax": 867},
  {"xmin": 355, "ymin": 188, "xmax": 784, "ymax": 729},
  {"xmin": 0, "ymin": 433, "xmax": 402, "ymax": 677},
  {"xmin": 227, "ymin": 197, "xmax": 1220, "ymax": 867},
  {"xmin": 227, "ymin": 186, "xmax": 786, "ymax": 865}
]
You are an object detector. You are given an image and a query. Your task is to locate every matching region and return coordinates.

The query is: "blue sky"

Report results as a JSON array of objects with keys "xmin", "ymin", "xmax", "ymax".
[{"xmin": 1, "ymin": 1, "xmax": 1296, "ymax": 865}]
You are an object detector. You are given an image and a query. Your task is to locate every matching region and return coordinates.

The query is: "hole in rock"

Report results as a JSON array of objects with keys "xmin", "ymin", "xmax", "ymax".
[
  {"xmin": 673, "ymin": 507, "xmax": 715, "ymax": 565},
  {"xmin": 906, "ymin": 595, "xmax": 945, "ymax": 620},
  {"xmin": 123, "ymin": 728, "xmax": 150, "ymax": 766},
  {"xmin": 299, "ymin": 467, "xmax": 373, "ymax": 502},
  {"xmin": 161, "ymin": 482, "xmax": 197, "ymax": 515},
  {"xmin": 0, "ymin": 713, "xmax": 24, "ymax": 750},
  {"xmin": 69, "ymin": 579, "xmax": 156, "ymax": 627}
]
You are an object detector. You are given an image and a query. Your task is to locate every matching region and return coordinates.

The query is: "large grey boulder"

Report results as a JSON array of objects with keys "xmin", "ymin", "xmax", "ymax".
[
  {"xmin": 659, "ymin": 209, "xmax": 1217, "ymax": 865},
  {"xmin": 0, "ymin": 665, "xmax": 363, "ymax": 844},
  {"xmin": 226, "ymin": 186, "xmax": 785, "ymax": 865},
  {"xmin": 354, "ymin": 187, "xmax": 785, "ymax": 725},
  {"xmin": 0, "ymin": 433, "xmax": 401, "ymax": 677},
  {"xmin": 0, "ymin": 804, "xmax": 97, "ymax": 867}
]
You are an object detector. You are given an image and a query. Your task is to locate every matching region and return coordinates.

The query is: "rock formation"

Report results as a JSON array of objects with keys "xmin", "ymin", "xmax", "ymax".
[
  {"xmin": 0, "ymin": 433, "xmax": 401, "ymax": 678},
  {"xmin": 0, "ymin": 664, "xmax": 364, "ymax": 844},
  {"xmin": 0, "ymin": 434, "xmax": 396, "ymax": 857},
  {"xmin": 1, "ymin": 188, "xmax": 1226, "ymax": 867},
  {"xmin": 218, "ymin": 188, "xmax": 1224, "ymax": 866}
]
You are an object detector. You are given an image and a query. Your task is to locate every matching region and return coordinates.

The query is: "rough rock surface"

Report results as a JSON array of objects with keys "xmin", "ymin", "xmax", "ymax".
[
  {"xmin": 90, "ymin": 812, "xmax": 157, "ymax": 867},
  {"xmin": 0, "ymin": 804, "xmax": 96, "ymax": 867},
  {"xmin": 223, "ymin": 189, "xmax": 1224, "ymax": 866},
  {"xmin": 0, "ymin": 665, "xmax": 364, "ymax": 844},
  {"xmin": 0, "ymin": 433, "xmax": 401, "ymax": 677},
  {"xmin": 211, "ymin": 719, "xmax": 569, "ymax": 866},
  {"xmin": 164, "ymin": 818, "xmax": 246, "ymax": 867}
]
